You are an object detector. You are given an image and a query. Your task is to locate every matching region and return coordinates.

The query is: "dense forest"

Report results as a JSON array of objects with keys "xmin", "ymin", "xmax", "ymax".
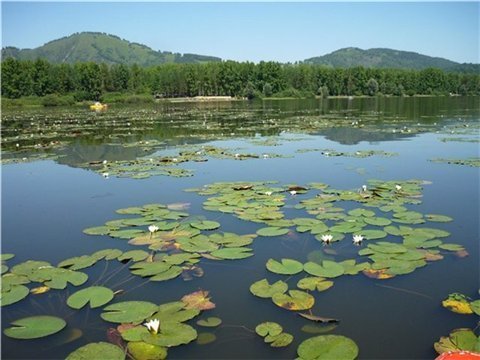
[{"xmin": 2, "ymin": 57, "xmax": 479, "ymax": 102}]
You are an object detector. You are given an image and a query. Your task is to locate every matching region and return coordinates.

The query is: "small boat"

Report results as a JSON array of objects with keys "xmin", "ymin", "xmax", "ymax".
[{"xmin": 89, "ymin": 102, "xmax": 108, "ymax": 111}]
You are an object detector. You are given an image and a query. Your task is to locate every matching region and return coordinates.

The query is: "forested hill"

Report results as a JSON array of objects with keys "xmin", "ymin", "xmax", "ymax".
[
  {"xmin": 303, "ymin": 47, "xmax": 474, "ymax": 71},
  {"xmin": 1, "ymin": 32, "xmax": 222, "ymax": 66}
]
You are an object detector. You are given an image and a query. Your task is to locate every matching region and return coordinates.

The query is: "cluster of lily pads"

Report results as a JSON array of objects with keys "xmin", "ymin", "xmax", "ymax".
[
  {"xmin": 429, "ymin": 157, "xmax": 480, "ymax": 168},
  {"xmin": 295, "ymin": 149, "xmax": 398, "ymax": 158},
  {"xmin": 3, "ymin": 286, "xmax": 219, "ymax": 360},
  {"xmin": 83, "ymin": 145, "xmax": 289, "ymax": 179},
  {"xmin": 434, "ymin": 292, "xmax": 480, "ymax": 355}
]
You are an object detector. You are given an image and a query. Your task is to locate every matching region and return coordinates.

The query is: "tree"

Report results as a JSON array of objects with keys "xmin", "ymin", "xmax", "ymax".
[{"xmin": 366, "ymin": 78, "xmax": 379, "ymax": 96}]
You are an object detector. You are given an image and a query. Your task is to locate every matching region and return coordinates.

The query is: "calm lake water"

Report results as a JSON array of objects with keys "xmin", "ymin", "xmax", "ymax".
[{"xmin": 2, "ymin": 96, "xmax": 479, "ymax": 359}]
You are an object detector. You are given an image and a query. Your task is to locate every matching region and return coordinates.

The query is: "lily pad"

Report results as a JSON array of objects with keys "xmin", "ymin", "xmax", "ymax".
[
  {"xmin": 210, "ymin": 247, "xmax": 253, "ymax": 260},
  {"xmin": 101, "ymin": 301, "xmax": 158, "ymax": 324},
  {"xmin": 434, "ymin": 328, "xmax": 479, "ymax": 354},
  {"xmin": 297, "ymin": 277, "xmax": 333, "ymax": 292},
  {"xmin": 190, "ymin": 221, "xmax": 221, "ymax": 231},
  {"xmin": 255, "ymin": 322, "xmax": 283, "ymax": 337},
  {"xmin": 1, "ymin": 285, "xmax": 30, "ymax": 306},
  {"xmin": 256, "ymin": 227, "xmax": 289, "ymax": 237},
  {"xmin": 197, "ymin": 317, "xmax": 222, "ymax": 327},
  {"xmin": 267, "ymin": 332, "xmax": 294, "ymax": 347},
  {"xmin": 425, "ymin": 214, "xmax": 453, "ymax": 222},
  {"xmin": 67, "ymin": 286, "xmax": 114, "ymax": 309},
  {"xmin": 250, "ymin": 279, "xmax": 288, "ymax": 298},
  {"xmin": 66, "ymin": 342, "xmax": 125, "ymax": 360},
  {"xmin": 4, "ymin": 316, "xmax": 66, "ymax": 339},
  {"xmin": 181, "ymin": 290, "xmax": 215, "ymax": 310},
  {"xmin": 272, "ymin": 290, "xmax": 315, "ymax": 311},
  {"xmin": 266, "ymin": 258, "xmax": 303, "ymax": 275},
  {"xmin": 303, "ymin": 261, "xmax": 345, "ymax": 278},
  {"xmin": 153, "ymin": 301, "xmax": 200, "ymax": 323},
  {"xmin": 142, "ymin": 321, "xmax": 197, "ymax": 347},
  {"xmin": 118, "ymin": 250, "xmax": 150, "ymax": 262},
  {"xmin": 127, "ymin": 341, "xmax": 167, "ymax": 360},
  {"xmin": 297, "ymin": 335, "xmax": 359, "ymax": 360},
  {"xmin": 196, "ymin": 332, "xmax": 217, "ymax": 345},
  {"xmin": 442, "ymin": 293, "xmax": 473, "ymax": 314}
]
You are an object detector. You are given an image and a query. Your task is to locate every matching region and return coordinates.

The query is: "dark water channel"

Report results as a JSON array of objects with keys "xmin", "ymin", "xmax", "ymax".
[{"xmin": 1, "ymin": 96, "xmax": 479, "ymax": 359}]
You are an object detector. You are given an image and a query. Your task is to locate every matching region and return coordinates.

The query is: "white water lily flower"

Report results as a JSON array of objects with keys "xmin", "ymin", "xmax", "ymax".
[
  {"xmin": 172, "ymin": 158, "xmax": 178, "ymax": 162},
  {"xmin": 361, "ymin": 185, "xmax": 367, "ymax": 192},
  {"xmin": 290, "ymin": 190, "xmax": 297, "ymax": 196},
  {"xmin": 353, "ymin": 234, "xmax": 364, "ymax": 245},
  {"xmin": 395, "ymin": 185, "xmax": 402, "ymax": 191},
  {"xmin": 148, "ymin": 225, "xmax": 159, "ymax": 233},
  {"xmin": 103, "ymin": 160, "xmax": 108, "ymax": 165},
  {"xmin": 265, "ymin": 191, "xmax": 273, "ymax": 196},
  {"xmin": 102, "ymin": 172, "xmax": 109, "ymax": 179},
  {"xmin": 144, "ymin": 319, "xmax": 160, "ymax": 334},
  {"xmin": 263, "ymin": 154, "xmax": 269, "ymax": 159},
  {"xmin": 321, "ymin": 234, "xmax": 333, "ymax": 244},
  {"xmin": 234, "ymin": 153, "xmax": 240, "ymax": 158}
]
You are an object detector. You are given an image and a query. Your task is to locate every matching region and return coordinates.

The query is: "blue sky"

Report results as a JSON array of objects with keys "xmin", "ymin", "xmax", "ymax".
[{"xmin": 2, "ymin": 2, "xmax": 479, "ymax": 63}]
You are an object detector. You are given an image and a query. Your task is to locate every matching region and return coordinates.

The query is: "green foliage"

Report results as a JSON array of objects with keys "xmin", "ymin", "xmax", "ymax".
[{"xmin": 2, "ymin": 57, "xmax": 479, "ymax": 100}]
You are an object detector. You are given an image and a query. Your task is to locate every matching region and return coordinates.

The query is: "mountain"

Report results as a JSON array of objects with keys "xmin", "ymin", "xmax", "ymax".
[
  {"xmin": 1, "ymin": 32, "xmax": 222, "ymax": 65},
  {"xmin": 303, "ymin": 47, "xmax": 464, "ymax": 70}
]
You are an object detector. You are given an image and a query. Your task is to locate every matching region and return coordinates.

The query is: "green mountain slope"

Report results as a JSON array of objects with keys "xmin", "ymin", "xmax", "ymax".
[
  {"xmin": 1, "ymin": 32, "xmax": 221, "ymax": 65},
  {"xmin": 303, "ymin": 47, "xmax": 460, "ymax": 70}
]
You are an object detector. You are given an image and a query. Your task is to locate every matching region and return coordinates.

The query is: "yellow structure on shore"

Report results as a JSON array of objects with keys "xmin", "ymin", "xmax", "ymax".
[{"xmin": 90, "ymin": 102, "xmax": 108, "ymax": 111}]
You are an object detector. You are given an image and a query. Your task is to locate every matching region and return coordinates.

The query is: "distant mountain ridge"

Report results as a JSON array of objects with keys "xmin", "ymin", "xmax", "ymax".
[
  {"xmin": 303, "ymin": 47, "xmax": 476, "ymax": 71},
  {"xmin": 1, "ymin": 32, "xmax": 222, "ymax": 65},
  {"xmin": 2, "ymin": 33, "xmax": 478, "ymax": 72}
]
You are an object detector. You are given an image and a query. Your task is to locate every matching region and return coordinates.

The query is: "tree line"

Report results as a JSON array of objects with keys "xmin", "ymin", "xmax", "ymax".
[{"xmin": 2, "ymin": 57, "xmax": 479, "ymax": 101}]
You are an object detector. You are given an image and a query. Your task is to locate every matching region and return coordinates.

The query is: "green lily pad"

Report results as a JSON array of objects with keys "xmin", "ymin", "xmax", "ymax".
[
  {"xmin": 197, "ymin": 317, "xmax": 222, "ymax": 327},
  {"xmin": 266, "ymin": 258, "xmax": 303, "ymax": 275},
  {"xmin": 127, "ymin": 341, "xmax": 167, "ymax": 360},
  {"xmin": 1, "ymin": 254, "xmax": 15, "ymax": 261},
  {"xmin": 67, "ymin": 286, "xmax": 114, "ymax": 309},
  {"xmin": 297, "ymin": 277, "xmax": 334, "ymax": 292},
  {"xmin": 434, "ymin": 328, "xmax": 479, "ymax": 354},
  {"xmin": 361, "ymin": 229, "xmax": 388, "ymax": 240},
  {"xmin": 4, "ymin": 316, "xmax": 66, "ymax": 339},
  {"xmin": 101, "ymin": 301, "xmax": 158, "ymax": 324},
  {"xmin": 425, "ymin": 214, "xmax": 453, "ymax": 222},
  {"xmin": 364, "ymin": 217, "xmax": 392, "ymax": 226},
  {"xmin": 142, "ymin": 321, "xmax": 197, "ymax": 347},
  {"xmin": 130, "ymin": 261, "xmax": 172, "ymax": 277},
  {"xmin": 83, "ymin": 226, "xmax": 113, "ymax": 236},
  {"xmin": 150, "ymin": 266, "xmax": 183, "ymax": 282},
  {"xmin": 210, "ymin": 247, "xmax": 253, "ymax": 260},
  {"xmin": 470, "ymin": 300, "xmax": 480, "ymax": 316},
  {"xmin": 66, "ymin": 342, "xmax": 125, "ymax": 360},
  {"xmin": 348, "ymin": 208, "xmax": 375, "ymax": 217},
  {"xmin": 303, "ymin": 261, "xmax": 345, "ymax": 278},
  {"xmin": 439, "ymin": 244, "xmax": 465, "ymax": 251},
  {"xmin": 255, "ymin": 322, "xmax": 283, "ymax": 337},
  {"xmin": 196, "ymin": 332, "xmax": 217, "ymax": 345},
  {"xmin": 266, "ymin": 332, "xmax": 294, "ymax": 347},
  {"xmin": 250, "ymin": 279, "xmax": 288, "ymax": 298},
  {"xmin": 256, "ymin": 227, "xmax": 289, "ymax": 237},
  {"xmin": 153, "ymin": 301, "xmax": 200, "ymax": 323},
  {"xmin": 301, "ymin": 324, "xmax": 338, "ymax": 334},
  {"xmin": 190, "ymin": 221, "xmax": 221, "ymax": 231},
  {"xmin": 57, "ymin": 256, "xmax": 97, "ymax": 271},
  {"xmin": 92, "ymin": 249, "xmax": 123, "ymax": 261},
  {"xmin": 117, "ymin": 250, "xmax": 150, "ymax": 262},
  {"xmin": 1, "ymin": 285, "xmax": 30, "ymax": 306},
  {"xmin": 109, "ymin": 229, "xmax": 145, "ymax": 239},
  {"xmin": 272, "ymin": 290, "xmax": 315, "ymax": 311},
  {"xmin": 297, "ymin": 335, "xmax": 359, "ymax": 360}
]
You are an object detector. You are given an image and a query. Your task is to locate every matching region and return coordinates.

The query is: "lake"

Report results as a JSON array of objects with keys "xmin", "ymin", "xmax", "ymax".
[{"xmin": 1, "ymin": 96, "xmax": 479, "ymax": 359}]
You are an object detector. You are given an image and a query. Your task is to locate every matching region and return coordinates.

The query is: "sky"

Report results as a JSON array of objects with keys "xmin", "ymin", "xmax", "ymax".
[{"xmin": 1, "ymin": 2, "xmax": 479, "ymax": 64}]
